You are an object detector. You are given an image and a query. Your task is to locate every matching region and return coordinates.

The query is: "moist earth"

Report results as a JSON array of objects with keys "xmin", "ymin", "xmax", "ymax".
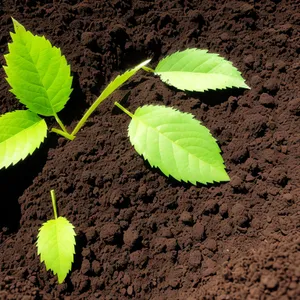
[{"xmin": 0, "ymin": 0, "xmax": 299, "ymax": 299}]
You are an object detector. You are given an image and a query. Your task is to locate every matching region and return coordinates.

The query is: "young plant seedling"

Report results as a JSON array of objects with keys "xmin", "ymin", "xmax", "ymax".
[
  {"xmin": 115, "ymin": 102, "xmax": 230, "ymax": 184},
  {"xmin": 1, "ymin": 18, "xmax": 249, "ymax": 185},
  {"xmin": 1, "ymin": 18, "xmax": 150, "ymax": 169},
  {"xmin": 36, "ymin": 189, "xmax": 76, "ymax": 284}
]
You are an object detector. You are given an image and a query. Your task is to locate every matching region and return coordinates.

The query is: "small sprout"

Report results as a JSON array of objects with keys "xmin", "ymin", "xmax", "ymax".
[
  {"xmin": 1, "ymin": 18, "xmax": 249, "ymax": 183},
  {"xmin": 36, "ymin": 190, "xmax": 76, "ymax": 284}
]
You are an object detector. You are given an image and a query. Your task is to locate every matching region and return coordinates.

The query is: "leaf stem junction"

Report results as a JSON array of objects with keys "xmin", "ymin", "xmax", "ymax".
[{"xmin": 114, "ymin": 102, "xmax": 134, "ymax": 118}]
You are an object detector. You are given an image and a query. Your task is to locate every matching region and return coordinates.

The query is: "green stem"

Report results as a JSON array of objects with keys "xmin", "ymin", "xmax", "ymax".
[
  {"xmin": 114, "ymin": 102, "xmax": 134, "ymax": 118},
  {"xmin": 51, "ymin": 128, "xmax": 75, "ymax": 140},
  {"xmin": 54, "ymin": 112, "xmax": 68, "ymax": 133},
  {"xmin": 50, "ymin": 190, "xmax": 58, "ymax": 219},
  {"xmin": 142, "ymin": 66, "xmax": 155, "ymax": 73},
  {"xmin": 71, "ymin": 93, "xmax": 106, "ymax": 137}
]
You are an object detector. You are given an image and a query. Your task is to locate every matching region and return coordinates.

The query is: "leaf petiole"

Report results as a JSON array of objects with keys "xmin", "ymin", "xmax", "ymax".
[
  {"xmin": 114, "ymin": 102, "xmax": 134, "ymax": 118},
  {"xmin": 53, "ymin": 113, "xmax": 68, "ymax": 134},
  {"xmin": 50, "ymin": 189, "xmax": 58, "ymax": 219},
  {"xmin": 50, "ymin": 128, "xmax": 75, "ymax": 140},
  {"xmin": 142, "ymin": 66, "xmax": 155, "ymax": 73}
]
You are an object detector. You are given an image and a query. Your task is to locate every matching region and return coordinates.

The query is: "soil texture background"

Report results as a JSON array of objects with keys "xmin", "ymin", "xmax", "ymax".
[{"xmin": 0, "ymin": 0, "xmax": 300, "ymax": 299}]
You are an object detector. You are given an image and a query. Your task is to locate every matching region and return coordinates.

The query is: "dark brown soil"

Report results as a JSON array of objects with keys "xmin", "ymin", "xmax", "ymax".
[{"xmin": 0, "ymin": 0, "xmax": 300, "ymax": 299}]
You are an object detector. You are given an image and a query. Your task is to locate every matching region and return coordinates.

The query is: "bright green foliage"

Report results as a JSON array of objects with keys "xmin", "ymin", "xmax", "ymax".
[
  {"xmin": 4, "ymin": 18, "xmax": 72, "ymax": 116},
  {"xmin": 127, "ymin": 105, "xmax": 230, "ymax": 185},
  {"xmin": 155, "ymin": 48, "xmax": 249, "ymax": 92},
  {"xmin": 37, "ymin": 216, "xmax": 76, "ymax": 283},
  {"xmin": 0, "ymin": 110, "xmax": 47, "ymax": 169}
]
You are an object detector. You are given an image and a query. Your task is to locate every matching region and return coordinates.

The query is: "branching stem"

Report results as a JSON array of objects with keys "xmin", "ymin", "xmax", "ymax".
[
  {"xmin": 114, "ymin": 102, "xmax": 134, "ymax": 118},
  {"xmin": 53, "ymin": 113, "xmax": 68, "ymax": 133},
  {"xmin": 51, "ymin": 128, "xmax": 75, "ymax": 140}
]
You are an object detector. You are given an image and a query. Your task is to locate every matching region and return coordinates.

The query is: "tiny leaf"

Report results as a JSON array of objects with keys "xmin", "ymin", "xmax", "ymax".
[
  {"xmin": 4, "ymin": 18, "xmax": 73, "ymax": 116},
  {"xmin": 37, "ymin": 216, "xmax": 76, "ymax": 283},
  {"xmin": 128, "ymin": 105, "xmax": 230, "ymax": 185},
  {"xmin": 155, "ymin": 48, "xmax": 249, "ymax": 92},
  {"xmin": 0, "ymin": 110, "xmax": 47, "ymax": 169}
]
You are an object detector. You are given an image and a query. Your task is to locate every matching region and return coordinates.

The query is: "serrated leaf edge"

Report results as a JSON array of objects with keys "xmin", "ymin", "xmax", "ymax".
[
  {"xmin": 129, "ymin": 105, "xmax": 230, "ymax": 185},
  {"xmin": 155, "ymin": 48, "xmax": 250, "ymax": 92}
]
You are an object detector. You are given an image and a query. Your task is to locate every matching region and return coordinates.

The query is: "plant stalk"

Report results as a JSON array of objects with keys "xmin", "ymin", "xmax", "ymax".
[
  {"xmin": 71, "ymin": 93, "xmax": 107, "ymax": 137},
  {"xmin": 50, "ymin": 190, "xmax": 58, "ymax": 219},
  {"xmin": 51, "ymin": 128, "xmax": 75, "ymax": 140},
  {"xmin": 114, "ymin": 102, "xmax": 134, "ymax": 118},
  {"xmin": 53, "ymin": 113, "xmax": 68, "ymax": 134},
  {"xmin": 142, "ymin": 66, "xmax": 155, "ymax": 73}
]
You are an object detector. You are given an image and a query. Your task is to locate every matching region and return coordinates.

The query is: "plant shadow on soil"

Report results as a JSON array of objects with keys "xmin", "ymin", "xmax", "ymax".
[
  {"xmin": 57, "ymin": 72, "xmax": 89, "ymax": 127},
  {"xmin": 186, "ymin": 87, "xmax": 248, "ymax": 106},
  {"xmin": 142, "ymin": 159, "xmax": 224, "ymax": 190},
  {"xmin": 0, "ymin": 134, "xmax": 58, "ymax": 232}
]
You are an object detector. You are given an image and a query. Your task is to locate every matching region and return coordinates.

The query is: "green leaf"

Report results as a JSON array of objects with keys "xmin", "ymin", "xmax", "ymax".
[
  {"xmin": 128, "ymin": 105, "xmax": 230, "ymax": 185},
  {"xmin": 0, "ymin": 110, "xmax": 47, "ymax": 169},
  {"xmin": 155, "ymin": 48, "xmax": 249, "ymax": 92},
  {"xmin": 37, "ymin": 216, "xmax": 76, "ymax": 283},
  {"xmin": 3, "ymin": 18, "xmax": 73, "ymax": 116}
]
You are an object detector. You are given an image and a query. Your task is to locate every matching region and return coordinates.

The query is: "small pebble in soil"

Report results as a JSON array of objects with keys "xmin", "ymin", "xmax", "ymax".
[
  {"xmin": 204, "ymin": 238, "xmax": 217, "ymax": 252},
  {"xmin": 123, "ymin": 228, "xmax": 141, "ymax": 250},
  {"xmin": 251, "ymin": 75, "xmax": 262, "ymax": 87},
  {"xmin": 159, "ymin": 227, "xmax": 174, "ymax": 238},
  {"xmin": 191, "ymin": 222, "xmax": 206, "ymax": 241},
  {"xmin": 260, "ymin": 273, "xmax": 279, "ymax": 290},
  {"xmin": 188, "ymin": 250, "xmax": 202, "ymax": 267},
  {"xmin": 129, "ymin": 250, "xmax": 148, "ymax": 268},
  {"xmin": 263, "ymin": 78, "xmax": 279, "ymax": 94},
  {"xmin": 100, "ymin": 223, "xmax": 121, "ymax": 245},
  {"xmin": 81, "ymin": 259, "xmax": 91, "ymax": 275},
  {"xmin": 259, "ymin": 93, "xmax": 275, "ymax": 107},
  {"xmin": 219, "ymin": 203, "xmax": 228, "ymax": 218},
  {"xmin": 243, "ymin": 54, "xmax": 255, "ymax": 68},
  {"xmin": 91, "ymin": 260, "xmax": 101, "ymax": 275},
  {"xmin": 203, "ymin": 199, "xmax": 219, "ymax": 215},
  {"xmin": 231, "ymin": 203, "xmax": 251, "ymax": 228},
  {"xmin": 122, "ymin": 273, "xmax": 131, "ymax": 286},
  {"xmin": 230, "ymin": 175, "xmax": 244, "ymax": 191},
  {"xmin": 288, "ymin": 98, "xmax": 300, "ymax": 115},
  {"xmin": 127, "ymin": 285, "xmax": 134, "ymax": 296},
  {"xmin": 180, "ymin": 211, "xmax": 194, "ymax": 225}
]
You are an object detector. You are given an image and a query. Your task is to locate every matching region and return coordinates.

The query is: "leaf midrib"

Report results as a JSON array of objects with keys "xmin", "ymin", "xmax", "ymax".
[
  {"xmin": 133, "ymin": 114, "xmax": 223, "ymax": 176},
  {"xmin": 18, "ymin": 32, "xmax": 58, "ymax": 115}
]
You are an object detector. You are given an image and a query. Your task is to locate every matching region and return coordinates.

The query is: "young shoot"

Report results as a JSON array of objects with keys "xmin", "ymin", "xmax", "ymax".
[
  {"xmin": 36, "ymin": 190, "xmax": 76, "ymax": 284},
  {"xmin": 1, "ymin": 18, "xmax": 249, "ymax": 171}
]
